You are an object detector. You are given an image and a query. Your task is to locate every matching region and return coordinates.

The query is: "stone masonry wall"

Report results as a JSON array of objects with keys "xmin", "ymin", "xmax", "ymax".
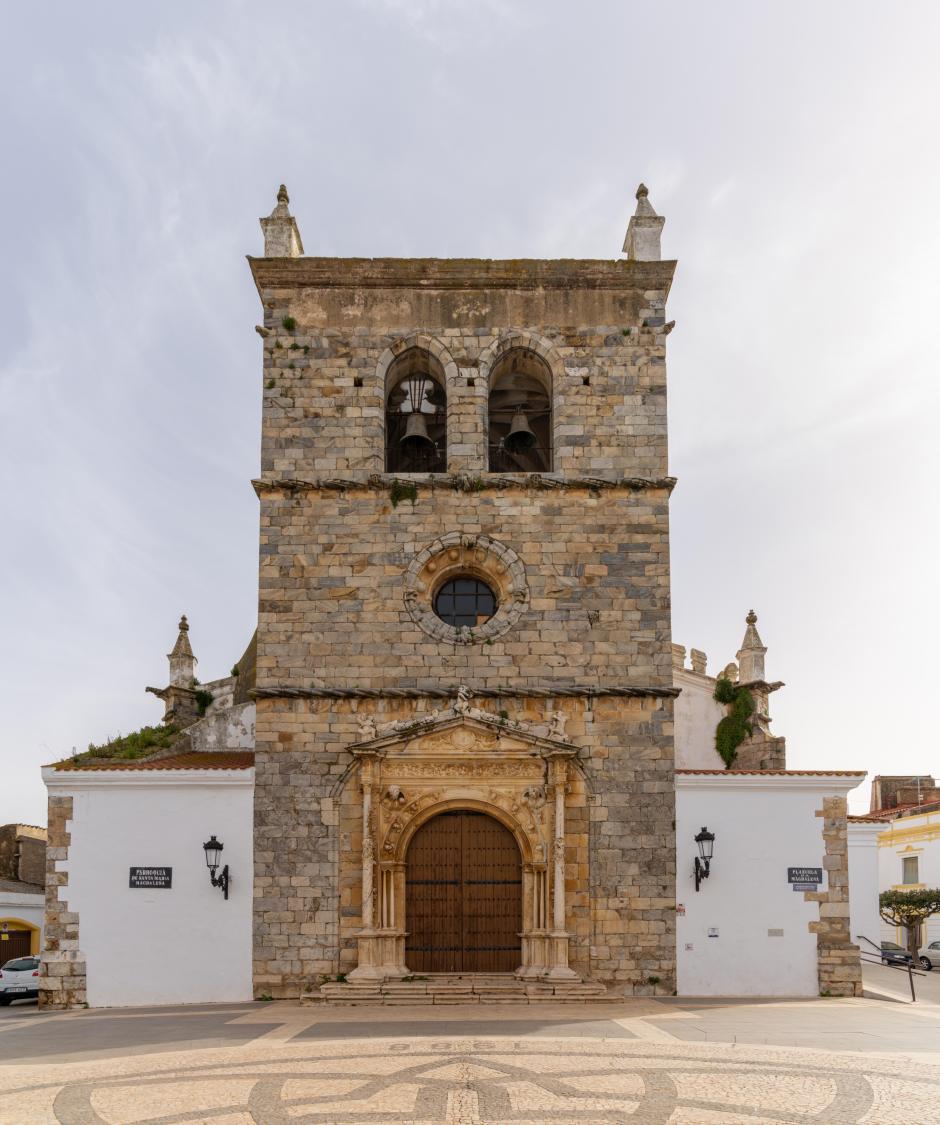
[
  {"xmin": 250, "ymin": 256, "xmax": 677, "ymax": 997},
  {"xmin": 253, "ymin": 259, "xmax": 672, "ymax": 481},
  {"xmin": 257, "ymin": 485, "xmax": 673, "ymax": 692},
  {"xmin": 809, "ymin": 795, "xmax": 863, "ymax": 997},
  {"xmin": 253, "ymin": 693, "xmax": 676, "ymax": 997},
  {"xmin": 39, "ymin": 796, "xmax": 87, "ymax": 1009}
]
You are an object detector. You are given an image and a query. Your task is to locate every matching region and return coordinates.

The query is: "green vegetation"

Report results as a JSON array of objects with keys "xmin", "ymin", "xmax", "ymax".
[
  {"xmin": 880, "ymin": 889, "xmax": 940, "ymax": 953},
  {"xmin": 713, "ymin": 677, "xmax": 755, "ymax": 768},
  {"xmin": 231, "ymin": 664, "xmax": 240, "ymax": 677},
  {"xmin": 281, "ymin": 315, "xmax": 297, "ymax": 331},
  {"xmin": 390, "ymin": 480, "xmax": 418, "ymax": 508},
  {"xmin": 194, "ymin": 689, "xmax": 213, "ymax": 716},
  {"xmin": 67, "ymin": 723, "xmax": 181, "ymax": 764}
]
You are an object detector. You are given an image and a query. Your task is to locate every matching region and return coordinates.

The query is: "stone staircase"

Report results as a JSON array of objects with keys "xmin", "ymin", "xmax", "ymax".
[{"xmin": 303, "ymin": 973, "xmax": 613, "ymax": 1006}]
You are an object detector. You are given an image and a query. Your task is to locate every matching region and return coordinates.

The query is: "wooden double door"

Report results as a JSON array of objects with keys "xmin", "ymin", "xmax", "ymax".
[{"xmin": 405, "ymin": 811, "xmax": 522, "ymax": 973}]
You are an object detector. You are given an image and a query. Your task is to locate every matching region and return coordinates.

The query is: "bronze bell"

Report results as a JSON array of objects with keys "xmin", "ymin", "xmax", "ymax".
[
  {"xmin": 400, "ymin": 411, "xmax": 434, "ymax": 451},
  {"xmin": 504, "ymin": 409, "xmax": 537, "ymax": 452}
]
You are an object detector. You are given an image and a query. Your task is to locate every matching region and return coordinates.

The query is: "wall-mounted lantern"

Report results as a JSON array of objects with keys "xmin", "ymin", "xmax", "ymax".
[
  {"xmin": 202, "ymin": 835, "xmax": 229, "ymax": 900},
  {"xmin": 694, "ymin": 826, "xmax": 715, "ymax": 892}
]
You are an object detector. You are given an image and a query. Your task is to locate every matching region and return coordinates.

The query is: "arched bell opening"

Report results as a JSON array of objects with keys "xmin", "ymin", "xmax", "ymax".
[
  {"xmin": 487, "ymin": 349, "xmax": 552, "ymax": 472},
  {"xmin": 385, "ymin": 348, "xmax": 447, "ymax": 473},
  {"xmin": 404, "ymin": 810, "xmax": 524, "ymax": 973}
]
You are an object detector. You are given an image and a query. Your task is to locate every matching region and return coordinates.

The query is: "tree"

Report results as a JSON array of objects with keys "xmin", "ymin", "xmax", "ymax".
[{"xmin": 879, "ymin": 889, "xmax": 940, "ymax": 955}]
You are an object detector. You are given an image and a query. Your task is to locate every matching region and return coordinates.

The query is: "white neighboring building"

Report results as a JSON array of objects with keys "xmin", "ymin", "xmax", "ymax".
[
  {"xmin": 846, "ymin": 818, "xmax": 884, "ymax": 959},
  {"xmin": 672, "ymin": 618, "xmax": 867, "ymax": 998},
  {"xmin": 676, "ymin": 772, "xmax": 864, "ymax": 996},
  {"xmin": 867, "ymin": 780, "xmax": 940, "ymax": 951},
  {"xmin": 42, "ymin": 758, "xmax": 254, "ymax": 1007}
]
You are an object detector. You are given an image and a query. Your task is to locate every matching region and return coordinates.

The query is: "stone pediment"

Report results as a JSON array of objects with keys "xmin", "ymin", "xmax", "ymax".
[{"xmin": 349, "ymin": 689, "xmax": 576, "ymax": 760}]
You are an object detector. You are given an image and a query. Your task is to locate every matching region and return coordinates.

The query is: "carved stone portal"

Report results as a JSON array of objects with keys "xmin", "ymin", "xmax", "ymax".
[{"xmin": 345, "ymin": 704, "xmax": 579, "ymax": 982}]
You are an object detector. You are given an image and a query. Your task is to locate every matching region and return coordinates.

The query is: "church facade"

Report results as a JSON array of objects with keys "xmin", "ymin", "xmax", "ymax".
[
  {"xmin": 39, "ymin": 186, "xmax": 867, "ymax": 1008},
  {"xmin": 250, "ymin": 184, "xmax": 677, "ymax": 994}
]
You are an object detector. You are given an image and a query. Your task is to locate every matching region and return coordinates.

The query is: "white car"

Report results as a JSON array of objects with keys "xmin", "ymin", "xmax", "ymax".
[
  {"xmin": 918, "ymin": 940, "xmax": 940, "ymax": 971},
  {"xmin": 0, "ymin": 955, "xmax": 40, "ymax": 1004}
]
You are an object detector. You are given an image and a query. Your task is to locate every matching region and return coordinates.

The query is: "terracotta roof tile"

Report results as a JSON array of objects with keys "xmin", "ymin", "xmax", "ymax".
[
  {"xmin": 675, "ymin": 769, "xmax": 866, "ymax": 776},
  {"xmin": 864, "ymin": 799, "xmax": 940, "ymax": 820},
  {"xmin": 53, "ymin": 751, "xmax": 255, "ymax": 772}
]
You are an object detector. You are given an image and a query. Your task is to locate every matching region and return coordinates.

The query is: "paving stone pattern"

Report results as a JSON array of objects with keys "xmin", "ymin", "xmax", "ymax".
[{"xmin": 2, "ymin": 1034, "xmax": 938, "ymax": 1123}]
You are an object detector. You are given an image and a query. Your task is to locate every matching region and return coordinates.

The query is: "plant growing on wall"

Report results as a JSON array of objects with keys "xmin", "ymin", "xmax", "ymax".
[
  {"xmin": 879, "ymin": 889, "xmax": 940, "ymax": 955},
  {"xmin": 194, "ymin": 689, "xmax": 214, "ymax": 716},
  {"xmin": 389, "ymin": 480, "xmax": 418, "ymax": 508},
  {"xmin": 66, "ymin": 724, "xmax": 181, "ymax": 764},
  {"xmin": 713, "ymin": 676, "xmax": 755, "ymax": 768}
]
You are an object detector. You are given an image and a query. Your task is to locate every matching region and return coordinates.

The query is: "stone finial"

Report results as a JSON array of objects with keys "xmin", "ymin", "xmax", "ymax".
[
  {"xmin": 260, "ymin": 183, "xmax": 304, "ymax": 258},
  {"xmin": 689, "ymin": 648, "xmax": 707, "ymax": 675},
  {"xmin": 736, "ymin": 609, "xmax": 767, "ymax": 684},
  {"xmin": 622, "ymin": 182, "xmax": 665, "ymax": 261},
  {"xmin": 168, "ymin": 614, "xmax": 197, "ymax": 687},
  {"xmin": 722, "ymin": 662, "xmax": 739, "ymax": 683},
  {"xmin": 671, "ymin": 643, "xmax": 686, "ymax": 671}
]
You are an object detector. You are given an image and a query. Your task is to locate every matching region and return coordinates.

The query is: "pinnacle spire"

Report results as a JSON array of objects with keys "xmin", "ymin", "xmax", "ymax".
[
  {"xmin": 736, "ymin": 609, "xmax": 767, "ymax": 683},
  {"xmin": 168, "ymin": 614, "xmax": 197, "ymax": 686},
  {"xmin": 260, "ymin": 183, "xmax": 304, "ymax": 257},
  {"xmin": 623, "ymin": 182, "xmax": 665, "ymax": 261}
]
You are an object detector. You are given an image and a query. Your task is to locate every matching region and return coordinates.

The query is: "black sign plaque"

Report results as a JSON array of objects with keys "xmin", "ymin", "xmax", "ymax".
[
  {"xmin": 787, "ymin": 867, "xmax": 822, "ymax": 885},
  {"xmin": 129, "ymin": 866, "xmax": 172, "ymax": 889}
]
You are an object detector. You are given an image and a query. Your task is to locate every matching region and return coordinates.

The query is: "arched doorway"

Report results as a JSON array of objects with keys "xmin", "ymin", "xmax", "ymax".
[
  {"xmin": 0, "ymin": 919, "xmax": 39, "ymax": 960},
  {"xmin": 405, "ymin": 810, "xmax": 522, "ymax": 973}
]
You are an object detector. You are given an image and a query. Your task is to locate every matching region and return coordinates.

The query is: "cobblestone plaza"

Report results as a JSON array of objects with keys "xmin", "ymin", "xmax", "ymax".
[{"xmin": 3, "ymin": 975, "xmax": 940, "ymax": 1124}]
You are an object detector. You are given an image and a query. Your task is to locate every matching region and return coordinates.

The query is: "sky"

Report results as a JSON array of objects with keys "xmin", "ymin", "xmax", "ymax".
[{"xmin": 1, "ymin": 0, "xmax": 938, "ymax": 824}]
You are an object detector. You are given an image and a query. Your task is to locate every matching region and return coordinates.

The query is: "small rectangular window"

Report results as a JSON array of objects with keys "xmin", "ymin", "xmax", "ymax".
[{"xmin": 903, "ymin": 856, "xmax": 919, "ymax": 884}]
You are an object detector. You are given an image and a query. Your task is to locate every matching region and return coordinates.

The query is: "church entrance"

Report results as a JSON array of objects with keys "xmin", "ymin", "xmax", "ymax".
[{"xmin": 405, "ymin": 810, "xmax": 522, "ymax": 973}]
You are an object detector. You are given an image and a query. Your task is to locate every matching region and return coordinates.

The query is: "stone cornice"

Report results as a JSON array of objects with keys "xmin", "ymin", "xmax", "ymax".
[
  {"xmin": 251, "ymin": 473, "xmax": 677, "ymax": 499},
  {"xmin": 252, "ymin": 684, "xmax": 679, "ymax": 701},
  {"xmin": 248, "ymin": 256, "xmax": 677, "ymax": 297}
]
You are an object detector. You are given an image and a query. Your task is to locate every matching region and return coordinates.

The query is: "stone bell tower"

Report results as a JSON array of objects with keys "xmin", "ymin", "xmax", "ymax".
[{"xmin": 248, "ymin": 184, "xmax": 678, "ymax": 998}]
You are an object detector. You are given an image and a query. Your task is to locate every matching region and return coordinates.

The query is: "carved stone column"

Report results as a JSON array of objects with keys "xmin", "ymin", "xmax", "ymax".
[
  {"xmin": 347, "ymin": 752, "xmax": 386, "ymax": 982},
  {"xmin": 349, "ymin": 749, "xmax": 408, "ymax": 982},
  {"xmin": 545, "ymin": 750, "xmax": 579, "ymax": 980}
]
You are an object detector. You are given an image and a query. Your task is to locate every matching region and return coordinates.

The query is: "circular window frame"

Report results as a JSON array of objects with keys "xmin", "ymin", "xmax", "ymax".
[
  {"xmin": 432, "ymin": 575, "xmax": 498, "ymax": 629},
  {"xmin": 404, "ymin": 534, "xmax": 528, "ymax": 645}
]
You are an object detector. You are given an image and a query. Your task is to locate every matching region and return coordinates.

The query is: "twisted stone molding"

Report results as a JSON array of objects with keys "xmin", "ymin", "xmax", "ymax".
[
  {"xmin": 252, "ymin": 684, "xmax": 680, "ymax": 700},
  {"xmin": 252, "ymin": 473, "xmax": 677, "ymax": 497}
]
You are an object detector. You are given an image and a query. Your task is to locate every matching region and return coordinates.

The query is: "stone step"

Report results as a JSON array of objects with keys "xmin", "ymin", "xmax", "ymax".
[{"xmin": 309, "ymin": 973, "xmax": 611, "ymax": 1006}]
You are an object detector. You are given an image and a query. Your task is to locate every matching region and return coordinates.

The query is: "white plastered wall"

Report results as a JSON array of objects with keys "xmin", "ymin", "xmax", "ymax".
[
  {"xmin": 847, "ymin": 822, "xmax": 883, "ymax": 959},
  {"xmin": 673, "ymin": 669, "xmax": 726, "ymax": 769},
  {"xmin": 43, "ymin": 768, "xmax": 253, "ymax": 1007},
  {"xmin": 676, "ymin": 773, "xmax": 863, "ymax": 996}
]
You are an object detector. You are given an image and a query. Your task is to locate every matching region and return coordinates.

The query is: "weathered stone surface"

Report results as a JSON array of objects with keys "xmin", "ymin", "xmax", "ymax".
[
  {"xmin": 39, "ymin": 796, "xmax": 87, "ymax": 1009},
  {"xmin": 250, "ymin": 253, "xmax": 678, "ymax": 998},
  {"xmin": 811, "ymin": 795, "xmax": 863, "ymax": 997}
]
